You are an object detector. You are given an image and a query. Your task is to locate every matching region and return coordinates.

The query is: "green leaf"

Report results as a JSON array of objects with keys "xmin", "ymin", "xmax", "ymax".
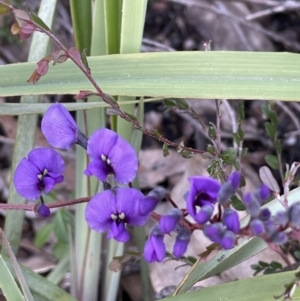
[
  {"xmin": 241, "ymin": 147, "xmax": 248, "ymax": 157},
  {"xmin": 2, "ymin": 254, "xmax": 78, "ymax": 301},
  {"xmin": 0, "ymin": 2, "xmax": 11, "ymax": 15},
  {"xmin": 274, "ymin": 139, "xmax": 282, "ymax": 155},
  {"xmin": 269, "ymin": 111, "xmax": 279, "ymax": 128},
  {"xmin": 53, "ymin": 209, "xmax": 74, "ymax": 243},
  {"xmin": 237, "ymin": 124, "xmax": 244, "ymax": 140},
  {"xmin": 269, "ymin": 261, "xmax": 282, "ymax": 269},
  {"xmin": 233, "ymin": 132, "xmax": 240, "ymax": 144},
  {"xmin": 181, "ymin": 150, "xmax": 194, "ymax": 159},
  {"xmin": 220, "ymin": 148, "xmax": 237, "ymax": 165},
  {"xmin": 167, "ymin": 270, "xmax": 300, "ymax": 301},
  {"xmin": 250, "ymin": 264, "xmax": 260, "ymax": 270},
  {"xmin": 265, "ymin": 122, "xmax": 276, "ymax": 139},
  {"xmin": 258, "ymin": 260, "xmax": 269, "ymax": 268},
  {"xmin": 0, "ymin": 255, "xmax": 24, "ymax": 301},
  {"xmin": 174, "ymin": 98, "xmax": 189, "ymax": 110},
  {"xmin": 34, "ymin": 223, "xmax": 54, "ymax": 248},
  {"xmin": 81, "ymin": 48, "xmax": 90, "ymax": 71},
  {"xmin": 231, "ymin": 195, "xmax": 246, "ymax": 211},
  {"xmin": 30, "ymin": 12, "xmax": 51, "ymax": 31},
  {"xmin": 69, "ymin": 0, "xmax": 92, "ymax": 54},
  {"xmin": 163, "ymin": 143, "xmax": 170, "ymax": 157},
  {"xmin": 265, "ymin": 154, "xmax": 279, "ymax": 170},
  {"xmin": 53, "ymin": 241, "xmax": 69, "ymax": 260},
  {"xmin": 1, "ymin": 52, "xmax": 300, "ymax": 101},
  {"xmin": 164, "ymin": 99, "xmax": 177, "ymax": 107}
]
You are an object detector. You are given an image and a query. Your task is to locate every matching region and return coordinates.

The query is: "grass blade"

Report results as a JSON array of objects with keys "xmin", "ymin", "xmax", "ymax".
[
  {"xmin": 1, "ymin": 52, "xmax": 300, "ymax": 101},
  {"xmin": 2, "ymin": 0, "xmax": 57, "ymax": 255}
]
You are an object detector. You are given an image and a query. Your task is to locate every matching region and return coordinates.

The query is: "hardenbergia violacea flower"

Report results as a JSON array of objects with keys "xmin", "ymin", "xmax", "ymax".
[{"xmin": 14, "ymin": 148, "xmax": 65, "ymax": 200}]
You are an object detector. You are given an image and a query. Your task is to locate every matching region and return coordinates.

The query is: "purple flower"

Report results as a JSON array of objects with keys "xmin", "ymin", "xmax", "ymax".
[
  {"xmin": 85, "ymin": 187, "xmax": 147, "ymax": 242},
  {"xmin": 271, "ymin": 232, "xmax": 288, "ymax": 245},
  {"xmin": 255, "ymin": 184, "xmax": 270, "ymax": 203},
  {"xmin": 137, "ymin": 187, "xmax": 166, "ymax": 216},
  {"xmin": 186, "ymin": 176, "xmax": 221, "ymax": 224},
  {"xmin": 243, "ymin": 193, "xmax": 261, "ymax": 218},
  {"xmin": 42, "ymin": 103, "xmax": 86, "ymax": 149},
  {"xmin": 36, "ymin": 203, "xmax": 50, "ymax": 218},
  {"xmin": 84, "ymin": 128, "xmax": 138, "ymax": 184},
  {"xmin": 204, "ymin": 223, "xmax": 225, "ymax": 244},
  {"xmin": 173, "ymin": 226, "xmax": 191, "ymax": 258},
  {"xmin": 275, "ymin": 210, "xmax": 289, "ymax": 226},
  {"xmin": 159, "ymin": 208, "xmax": 182, "ymax": 234},
  {"xmin": 144, "ymin": 225, "xmax": 166, "ymax": 263},
  {"xmin": 259, "ymin": 208, "xmax": 271, "ymax": 221},
  {"xmin": 289, "ymin": 203, "xmax": 300, "ymax": 228},
  {"xmin": 217, "ymin": 172, "xmax": 241, "ymax": 204},
  {"xmin": 221, "ymin": 231, "xmax": 236, "ymax": 250},
  {"xmin": 250, "ymin": 218, "xmax": 265, "ymax": 236},
  {"xmin": 223, "ymin": 209, "xmax": 240, "ymax": 234},
  {"xmin": 14, "ymin": 148, "xmax": 65, "ymax": 200}
]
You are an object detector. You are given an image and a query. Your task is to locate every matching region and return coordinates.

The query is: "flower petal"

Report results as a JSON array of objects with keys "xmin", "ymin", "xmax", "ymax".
[
  {"xmin": 14, "ymin": 158, "xmax": 41, "ymax": 200},
  {"xmin": 41, "ymin": 103, "xmax": 79, "ymax": 149},
  {"xmin": 85, "ymin": 190, "xmax": 117, "ymax": 232},
  {"xmin": 107, "ymin": 222, "xmax": 130, "ymax": 242},
  {"xmin": 28, "ymin": 148, "xmax": 65, "ymax": 175},
  {"xmin": 43, "ymin": 177, "xmax": 56, "ymax": 194},
  {"xmin": 116, "ymin": 188, "xmax": 148, "ymax": 226},
  {"xmin": 84, "ymin": 160, "xmax": 110, "ymax": 182},
  {"xmin": 108, "ymin": 136, "xmax": 138, "ymax": 184},
  {"xmin": 87, "ymin": 128, "xmax": 118, "ymax": 159}
]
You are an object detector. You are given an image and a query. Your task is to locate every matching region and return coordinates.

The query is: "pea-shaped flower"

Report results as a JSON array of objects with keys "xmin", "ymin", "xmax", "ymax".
[
  {"xmin": 84, "ymin": 128, "xmax": 138, "ymax": 184},
  {"xmin": 144, "ymin": 225, "xmax": 166, "ymax": 263},
  {"xmin": 85, "ymin": 188, "xmax": 148, "ymax": 242},
  {"xmin": 14, "ymin": 148, "xmax": 65, "ymax": 200},
  {"xmin": 186, "ymin": 176, "xmax": 221, "ymax": 224},
  {"xmin": 41, "ymin": 103, "xmax": 86, "ymax": 149}
]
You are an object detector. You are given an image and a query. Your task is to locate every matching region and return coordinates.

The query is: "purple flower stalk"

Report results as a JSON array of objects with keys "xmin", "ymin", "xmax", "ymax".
[
  {"xmin": 144, "ymin": 225, "xmax": 166, "ymax": 263},
  {"xmin": 41, "ymin": 103, "xmax": 87, "ymax": 149},
  {"xmin": 85, "ymin": 188, "xmax": 148, "ymax": 242},
  {"xmin": 159, "ymin": 208, "xmax": 183, "ymax": 234},
  {"xmin": 254, "ymin": 184, "xmax": 270, "ymax": 204},
  {"xmin": 186, "ymin": 176, "xmax": 221, "ymax": 224},
  {"xmin": 14, "ymin": 148, "xmax": 65, "ymax": 200},
  {"xmin": 84, "ymin": 128, "xmax": 138, "ymax": 184}
]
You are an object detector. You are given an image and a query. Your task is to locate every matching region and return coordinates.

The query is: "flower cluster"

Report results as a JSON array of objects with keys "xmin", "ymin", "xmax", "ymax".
[{"xmin": 13, "ymin": 102, "xmax": 299, "ymax": 265}]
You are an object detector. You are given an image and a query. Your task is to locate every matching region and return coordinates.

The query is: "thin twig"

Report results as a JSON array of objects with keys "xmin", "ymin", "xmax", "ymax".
[{"xmin": 245, "ymin": 1, "xmax": 300, "ymax": 21}]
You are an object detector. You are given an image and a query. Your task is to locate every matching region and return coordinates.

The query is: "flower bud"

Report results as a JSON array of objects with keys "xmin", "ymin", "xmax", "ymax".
[
  {"xmin": 194, "ymin": 204, "xmax": 214, "ymax": 224},
  {"xmin": 144, "ymin": 225, "xmax": 166, "ymax": 263},
  {"xmin": 259, "ymin": 208, "xmax": 271, "ymax": 221},
  {"xmin": 159, "ymin": 208, "xmax": 183, "ymax": 234},
  {"xmin": 221, "ymin": 230, "xmax": 236, "ymax": 250},
  {"xmin": 36, "ymin": 203, "xmax": 50, "ymax": 218},
  {"xmin": 271, "ymin": 231, "xmax": 288, "ymax": 245},
  {"xmin": 289, "ymin": 203, "xmax": 300, "ymax": 228},
  {"xmin": 254, "ymin": 184, "xmax": 270, "ymax": 204},
  {"xmin": 223, "ymin": 208, "xmax": 240, "ymax": 234},
  {"xmin": 217, "ymin": 172, "xmax": 241, "ymax": 204},
  {"xmin": 204, "ymin": 223, "xmax": 225, "ymax": 244},
  {"xmin": 274, "ymin": 210, "xmax": 289, "ymax": 226},
  {"xmin": 243, "ymin": 193, "xmax": 261, "ymax": 218},
  {"xmin": 250, "ymin": 218, "xmax": 265, "ymax": 236},
  {"xmin": 173, "ymin": 227, "xmax": 191, "ymax": 258}
]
